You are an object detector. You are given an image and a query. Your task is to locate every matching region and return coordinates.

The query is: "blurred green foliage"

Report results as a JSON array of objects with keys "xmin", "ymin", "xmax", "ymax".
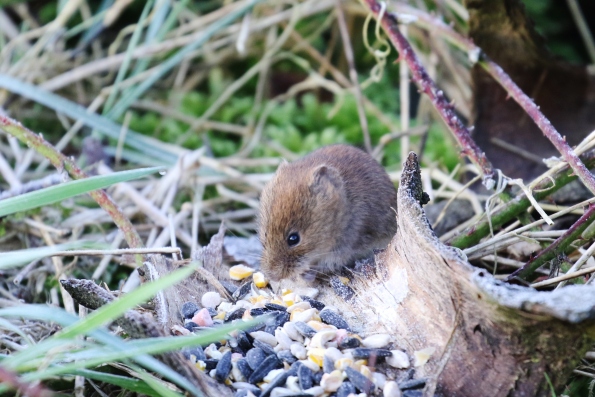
[{"xmin": 523, "ymin": 0, "xmax": 592, "ymax": 63}]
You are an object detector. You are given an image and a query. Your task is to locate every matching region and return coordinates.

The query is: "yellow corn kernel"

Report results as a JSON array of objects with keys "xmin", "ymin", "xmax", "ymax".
[
  {"xmin": 281, "ymin": 288, "xmax": 292, "ymax": 295},
  {"xmin": 360, "ymin": 365, "xmax": 373, "ymax": 379},
  {"xmin": 307, "ymin": 320, "xmax": 336, "ymax": 331},
  {"xmin": 229, "ymin": 264, "xmax": 255, "ymax": 280},
  {"xmin": 249, "ymin": 295, "xmax": 266, "ymax": 305},
  {"xmin": 270, "ymin": 298, "xmax": 286, "ymax": 307},
  {"xmin": 253, "ymin": 272, "xmax": 268, "ymax": 288},
  {"xmin": 196, "ymin": 361, "xmax": 206, "ymax": 371},
  {"xmin": 335, "ymin": 358, "xmax": 354, "ymax": 371},
  {"xmin": 214, "ymin": 311, "xmax": 226, "ymax": 320},
  {"xmin": 353, "ymin": 359, "xmax": 368, "ymax": 370},
  {"xmin": 307, "ymin": 348, "xmax": 326, "ymax": 367},
  {"xmin": 338, "ymin": 276, "xmax": 350, "ymax": 285},
  {"xmin": 282, "ymin": 293, "xmax": 297, "ymax": 306}
]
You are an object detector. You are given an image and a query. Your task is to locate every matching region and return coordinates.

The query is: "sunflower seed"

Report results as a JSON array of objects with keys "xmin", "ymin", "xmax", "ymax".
[
  {"xmin": 344, "ymin": 366, "xmax": 374, "ymax": 394},
  {"xmin": 215, "ymin": 351, "xmax": 232, "ymax": 382},
  {"xmin": 249, "ymin": 355, "xmax": 281, "ymax": 384}
]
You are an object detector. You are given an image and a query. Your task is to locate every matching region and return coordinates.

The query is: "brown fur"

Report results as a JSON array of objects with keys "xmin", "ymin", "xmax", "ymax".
[{"xmin": 258, "ymin": 145, "xmax": 398, "ymax": 281}]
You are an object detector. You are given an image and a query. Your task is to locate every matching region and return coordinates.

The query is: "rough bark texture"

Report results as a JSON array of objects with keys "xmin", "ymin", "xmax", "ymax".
[
  {"xmin": 311, "ymin": 153, "xmax": 595, "ymax": 396},
  {"xmin": 466, "ymin": 0, "xmax": 595, "ymax": 180}
]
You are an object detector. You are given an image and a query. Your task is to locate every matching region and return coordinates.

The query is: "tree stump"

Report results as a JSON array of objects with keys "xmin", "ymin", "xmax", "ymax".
[{"xmin": 308, "ymin": 152, "xmax": 595, "ymax": 396}]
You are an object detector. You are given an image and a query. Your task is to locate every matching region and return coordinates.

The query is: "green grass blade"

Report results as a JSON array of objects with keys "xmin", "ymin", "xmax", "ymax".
[
  {"xmin": 0, "ymin": 304, "xmax": 200, "ymax": 395},
  {"xmin": 102, "ymin": 0, "xmax": 153, "ymax": 114},
  {"xmin": 0, "ymin": 75, "xmax": 180, "ymax": 164},
  {"xmin": 126, "ymin": 364, "xmax": 185, "ymax": 397},
  {"xmin": 22, "ymin": 318, "xmax": 263, "ymax": 380},
  {"xmin": 128, "ymin": 0, "xmax": 175, "ymax": 78},
  {"xmin": 106, "ymin": 0, "xmax": 265, "ymax": 121},
  {"xmin": 70, "ymin": 368, "xmax": 168, "ymax": 397},
  {"xmin": 0, "ymin": 167, "xmax": 161, "ymax": 217}
]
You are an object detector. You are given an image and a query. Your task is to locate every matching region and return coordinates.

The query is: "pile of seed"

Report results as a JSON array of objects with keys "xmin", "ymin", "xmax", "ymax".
[{"xmin": 180, "ymin": 271, "xmax": 428, "ymax": 397}]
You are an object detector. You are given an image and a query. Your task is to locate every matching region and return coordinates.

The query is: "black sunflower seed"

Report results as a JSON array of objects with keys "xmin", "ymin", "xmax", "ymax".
[
  {"xmin": 248, "ymin": 355, "xmax": 281, "ymax": 384},
  {"xmin": 293, "ymin": 321, "xmax": 316, "ymax": 338},
  {"xmin": 351, "ymin": 348, "xmax": 392, "ymax": 359},
  {"xmin": 344, "ymin": 366, "xmax": 374, "ymax": 394},
  {"xmin": 323, "ymin": 355, "xmax": 335, "ymax": 374},
  {"xmin": 277, "ymin": 350, "xmax": 297, "ymax": 364},
  {"xmin": 264, "ymin": 303, "xmax": 287, "ymax": 312},
  {"xmin": 225, "ymin": 308, "xmax": 246, "ymax": 322},
  {"xmin": 237, "ymin": 331, "xmax": 252, "ymax": 352},
  {"xmin": 215, "ymin": 351, "xmax": 232, "ymax": 382},
  {"xmin": 300, "ymin": 296, "xmax": 325, "ymax": 311},
  {"xmin": 298, "ymin": 364, "xmax": 313, "ymax": 390},
  {"xmin": 253, "ymin": 339, "xmax": 276, "ymax": 356},
  {"xmin": 399, "ymin": 378, "xmax": 427, "ymax": 390},
  {"xmin": 250, "ymin": 308, "xmax": 267, "ymax": 316},
  {"xmin": 204, "ymin": 358, "xmax": 219, "ymax": 370},
  {"xmin": 183, "ymin": 345, "xmax": 206, "ymax": 362},
  {"xmin": 246, "ymin": 347, "xmax": 266, "ymax": 370},
  {"xmin": 181, "ymin": 302, "xmax": 199, "ymax": 319},
  {"xmin": 232, "ymin": 281, "xmax": 252, "ymax": 301},
  {"xmin": 236, "ymin": 358, "xmax": 253, "ymax": 379},
  {"xmin": 184, "ymin": 321, "xmax": 199, "ymax": 332},
  {"xmin": 319, "ymin": 308, "xmax": 350, "ymax": 331},
  {"xmin": 336, "ymin": 381, "xmax": 356, "ymax": 397},
  {"xmin": 261, "ymin": 361, "xmax": 302, "ymax": 397},
  {"xmin": 339, "ymin": 336, "xmax": 360, "ymax": 349}
]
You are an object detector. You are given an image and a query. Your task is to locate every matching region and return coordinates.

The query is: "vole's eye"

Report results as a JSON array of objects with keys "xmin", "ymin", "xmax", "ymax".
[{"xmin": 287, "ymin": 233, "xmax": 300, "ymax": 247}]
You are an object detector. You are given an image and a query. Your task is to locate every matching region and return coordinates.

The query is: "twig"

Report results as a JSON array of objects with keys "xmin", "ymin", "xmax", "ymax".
[
  {"xmin": 490, "ymin": 137, "xmax": 545, "ymax": 165},
  {"xmin": 191, "ymin": 183, "xmax": 206, "ymax": 256},
  {"xmin": 479, "ymin": 58, "xmax": 595, "ymax": 196},
  {"xmin": 373, "ymin": 2, "xmax": 595, "ymax": 196},
  {"xmin": 480, "ymin": 255, "xmax": 547, "ymax": 274},
  {"xmin": 0, "ymin": 151, "xmax": 21, "ymax": 189},
  {"xmin": 335, "ymin": 0, "xmax": 372, "ymax": 153},
  {"xmin": 507, "ymin": 204, "xmax": 595, "ymax": 282},
  {"xmin": 449, "ymin": 150, "xmax": 595, "ymax": 249},
  {"xmin": 131, "ymin": 101, "xmax": 248, "ymax": 135},
  {"xmin": 556, "ymin": 241, "xmax": 595, "ymax": 289},
  {"xmin": 360, "ymin": 0, "xmax": 495, "ymax": 188},
  {"xmin": 573, "ymin": 369, "xmax": 595, "ymax": 379},
  {"xmin": 289, "ymin": 30, "xmax": 398, "ymax": 131},
  {"xmin": 399, "ymin": 24, "xmax": 410, "ymax": 163},
  {"xmin": 49, "ymin": 247, "xmax": 181, "ymax": 257},
  {"xmin": 92, "ymin": 232, "xmax": 124, "ymax": 280},
  {"xmin": 531, "ymin": 265, "xmax": 595, "ymax": 289}
]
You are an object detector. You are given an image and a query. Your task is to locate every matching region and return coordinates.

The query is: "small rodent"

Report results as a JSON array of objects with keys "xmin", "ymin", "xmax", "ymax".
[{"xmin": 258, "ymin": 144, "xmax": 398, "ymax": 281}]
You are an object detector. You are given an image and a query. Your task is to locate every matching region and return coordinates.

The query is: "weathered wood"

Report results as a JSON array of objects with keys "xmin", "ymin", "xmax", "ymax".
[{"xmin": 311, "ymin": 152, "xmax": 595, "ymax": 396}]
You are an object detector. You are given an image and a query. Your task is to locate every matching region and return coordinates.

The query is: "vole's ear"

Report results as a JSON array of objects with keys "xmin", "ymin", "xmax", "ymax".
[{"xmin": 310, "ymin": 165, "xmax": 343, "ymax": 197}]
